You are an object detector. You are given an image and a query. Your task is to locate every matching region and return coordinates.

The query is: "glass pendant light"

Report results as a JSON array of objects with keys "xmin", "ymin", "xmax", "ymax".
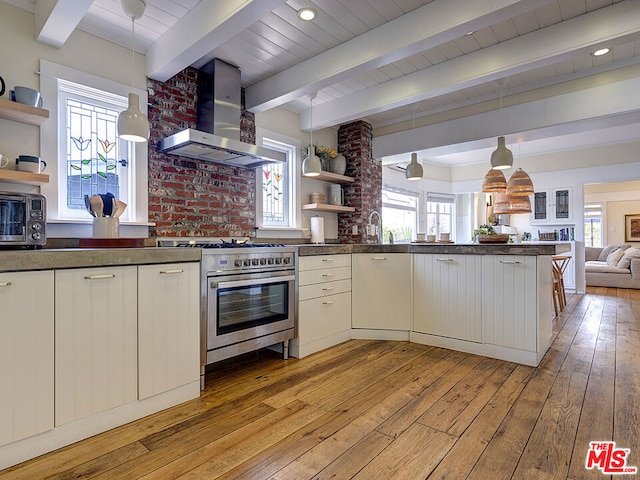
[
  {"xmin": 489, "ymin": 81, "xmax": 513, "ymax": 169},
  {"xmin": 406, "ymin": 152, "xmax": 423, "ymax": 180},
  {"xmin": 117, "ymin": 0, "xmax": 150, "ymax": 143},
  {"xmin": 302, "ymin": 94, "xmax": 321, "ymax": 176},
  {"xmin": 490, "ymin": 136, "xmax": 513, "ymax": 170},
  {"xmin": 406, "ymin": 108, "xmax": 423, "ymax": 180}
]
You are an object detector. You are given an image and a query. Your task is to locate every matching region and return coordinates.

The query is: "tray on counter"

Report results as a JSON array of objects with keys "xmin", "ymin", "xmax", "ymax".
[
  {"xmin": 477, "ymin": 234, "xmax": 510, "ymax": 244},
  {"xmin": 78, "ymin": 238, "xmax": 147, "ymax": 248}
]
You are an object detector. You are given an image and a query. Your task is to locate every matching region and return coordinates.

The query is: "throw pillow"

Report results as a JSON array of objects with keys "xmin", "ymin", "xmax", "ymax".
[
  {"xmin": 598, "ymin": 245, "xmax": 617, "ymax": 262},
  {"xmin": 606, "ymin": 248, "xmax": 625, "ymax": 267},
  {"xmin": 617, "ymin": 247, "xmax": 640, "ymax": 270}
]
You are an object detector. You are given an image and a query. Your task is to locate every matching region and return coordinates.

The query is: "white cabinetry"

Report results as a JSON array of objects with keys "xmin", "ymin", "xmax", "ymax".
[
  {"xmin": 413, "ymin": 254, "xmax": 482, "ymax": 342},
  {"xmin": 138, "ymin": 263, "xmax": 200, "ymax": 399},
  {"xmin": 531, "ymin": 187, "xmax": 573, "ymax": 224},
  {"xmin": 352, "ymin": 253, "xmax": 411, "ymax": 332},
  {"xmin": 0, "ymin": 271, "xmax": 54, "ymax": 447},
  {"xmin": 482, "ymin": 255, "xmax": 551, "ymax": 357},
  {"xmin": 293, "ymin": 254, "xmax": 352, "ymax": 358},
  {"xmin": 54, "ymin": 266, "xmax": 138, "ymax": 426}
]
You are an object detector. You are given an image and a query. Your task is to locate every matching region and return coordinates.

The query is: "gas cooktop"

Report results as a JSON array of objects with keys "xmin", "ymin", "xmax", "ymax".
[{"xmin": 156, "ymin": 237, "xmax": 286, "ymax": 249}]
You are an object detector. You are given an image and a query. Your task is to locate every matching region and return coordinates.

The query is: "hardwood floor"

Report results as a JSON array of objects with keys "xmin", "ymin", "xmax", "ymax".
[{"xmin": 2, "ymin": 287, "xmax": 639, "ymax": 479}]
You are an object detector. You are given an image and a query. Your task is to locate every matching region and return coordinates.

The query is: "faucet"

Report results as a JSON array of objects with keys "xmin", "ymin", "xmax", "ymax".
[{"xmin": 367, "ymin": 210, "xmax": 382, "ymax": 244}]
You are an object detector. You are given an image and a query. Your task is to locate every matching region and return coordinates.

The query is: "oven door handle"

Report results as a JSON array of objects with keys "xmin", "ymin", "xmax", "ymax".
[{"xmin": 211, "ymin": 274, "xmax": 296, "ymax": 290}]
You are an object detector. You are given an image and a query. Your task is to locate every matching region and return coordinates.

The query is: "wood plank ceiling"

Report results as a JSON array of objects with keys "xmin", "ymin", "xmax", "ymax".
[{"xmin": 6, "ymin": 0, "xmax": 640, "ymax": 165}]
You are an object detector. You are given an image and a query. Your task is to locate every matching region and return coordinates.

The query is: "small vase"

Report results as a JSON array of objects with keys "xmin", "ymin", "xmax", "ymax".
[{"xmin": 329, "ymin": 154, "xmax": 347, "ymax": 175}]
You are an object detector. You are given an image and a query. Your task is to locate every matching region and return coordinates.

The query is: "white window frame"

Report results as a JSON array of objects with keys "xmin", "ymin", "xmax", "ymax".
[
  {"xmin": 255, "ymin": 128, "xmax": 300, "ymax": 231},
  {"xmin": 584, "ymin": 203, "xmax": 603, "ymax": 247},
  {"xmin": 382, "ymin": 185, "xmax": 419, "ymax": 243},
  {"xmin": 39, "ymin": 60, "xmax": 148, "ymax": 225},
  {"xmin": 426, "ymin": 192, "xmax": 455, "ymax": 238}
]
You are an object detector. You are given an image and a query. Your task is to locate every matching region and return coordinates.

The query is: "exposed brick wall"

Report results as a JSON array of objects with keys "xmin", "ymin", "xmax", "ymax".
[
  {"xmin": 337, "ymin": 120, "xmax": 381, "ymax": 243},
  {"xmin": 147, "ymin": 68, "xmax": 257, "ymax": 237}
]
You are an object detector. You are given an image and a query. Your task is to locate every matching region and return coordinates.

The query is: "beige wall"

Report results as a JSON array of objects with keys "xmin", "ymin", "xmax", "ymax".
[{"xmin": 606, "ymin": 200, "xmax": 640, "ymax": 246}]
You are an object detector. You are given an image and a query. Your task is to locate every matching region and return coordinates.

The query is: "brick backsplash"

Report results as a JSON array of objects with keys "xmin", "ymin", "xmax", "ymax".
[{"xmin": 147, "ymin": 68, "xmax": 257, "ymax": 237}]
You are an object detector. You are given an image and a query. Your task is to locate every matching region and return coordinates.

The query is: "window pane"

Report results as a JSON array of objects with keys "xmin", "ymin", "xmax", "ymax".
[
  {"xmin": 66, "ymin": 98, "xmax": 120, "ymax": 209},
  {"xmin": 382, "ymin": 187, "xmax": 418, "ymax": 243},
  {"xmin": 262, "ymin": 162, "xmax": 286, "ymax": 223}
]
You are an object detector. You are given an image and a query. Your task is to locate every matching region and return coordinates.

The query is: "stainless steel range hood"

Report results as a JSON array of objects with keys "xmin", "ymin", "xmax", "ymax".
[{"xmin": 157, "ymin": 59, "xmax": 286, "ymax": 168}]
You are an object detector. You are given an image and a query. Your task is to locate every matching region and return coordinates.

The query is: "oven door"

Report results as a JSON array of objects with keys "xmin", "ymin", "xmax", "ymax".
[
  {"xmin": 0, "ymin": 196, "xmax": 26, "ymax": 243},
  {"xmin": 207, "ymin": 269, "xmax": 295, "ymax": 350}
]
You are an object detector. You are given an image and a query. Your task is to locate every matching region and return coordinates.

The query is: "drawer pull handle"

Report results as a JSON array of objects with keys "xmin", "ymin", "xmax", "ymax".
[
  {"xmin": 371, "ymin": 257, "xmax": 387, "ymax": 260},
  {"xmin": 84, "ymin": 274, "xmax": 116, "ymax": 280},
  {"xmin": 160, "ymin": 269, "xmax": 184, "ymax": 275},
  {"xmin": 436, "ymin": 258, "xmax": 454, "ymax": 263},
  {"xmin": 500, "ymin": 261, "xmax": 522, "ymax": 265},
  {"xmin": 322, "ymin": 286, "xmax": 335, "ymax": 291},
  {"xmin": 322, "ymin": 258, "xmax": 335, "ymax": 262},
  {"xmin": 322, "ymin": 300, "xmax": 335, "ymax": 305},
  {"xmin": 0, "ymin": 281, "xmax": 12, "ymax": 288},
  {"xmin": 322, "ymin": 273, "xmax": 335, "ymax": 277}
]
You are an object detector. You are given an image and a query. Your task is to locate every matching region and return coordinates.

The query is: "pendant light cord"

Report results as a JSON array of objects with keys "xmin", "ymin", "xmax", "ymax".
[
  {"xmin": 131, "ymin": 17, "xmax": 135, "ymax": 92},
  {"xmin": 309, "ymin": 95, "xmax": 313, "ymax": 147}
]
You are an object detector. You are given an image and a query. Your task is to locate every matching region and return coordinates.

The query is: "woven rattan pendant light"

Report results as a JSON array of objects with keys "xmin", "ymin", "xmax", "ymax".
[
  {"xmin": 493, "ymin": 192, "xmax": 531, "ymax": 214},
  {"xmin": 482, "ymin": 169, "xmax": 507, "ymax": 192},
  {"xmin": 506, "ymin": 167, "xmax": 534, "ymax": 196}
]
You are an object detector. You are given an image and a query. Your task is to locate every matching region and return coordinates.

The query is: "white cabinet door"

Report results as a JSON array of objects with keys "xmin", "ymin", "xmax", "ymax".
[
  {"xmin": 352, "ymin": 254, "xmax": 411, "ymax": 330},
  {"xmin": 55, "ymin": 266, "xmax": 138, "ymax": 426},
  {"xmin": 531, "ymin": 187, "xmax": 573, "ymax": 224},
  {"xmin": 482, "ymin": 255, "xmax": 538, "ymax": 352},
  {"xmin": 138, "ymin": 263, "xmax": 200, "ymax": 400},
  {"xmin": 298, "ymin": 291, "xmax": 351, "ymax": 344},
  {"xmin": 412, "ymin": 254, "xmax": 482, "ymax": 342},
  {"xmin": 0, "ymin": 271, "xmax": 54, "ymax": 446}
]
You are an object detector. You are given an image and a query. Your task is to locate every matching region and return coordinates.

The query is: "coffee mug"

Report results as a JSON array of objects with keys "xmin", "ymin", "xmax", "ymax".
[
  {"xmin": 12, "ymin": 86, "xmax": 43, "ymax": 108},
  {"xmin": 0, "ymin": 154, "xmax": 8, "ymax": 169},
  {"xmin": 416, "ymin": 233, "xmax": 426, "ymax": 242},
  {"xmin": 440, "ymin": 232, "xmax": 450, "ymax": 241},
  {"xmin": 427, "ymin": 234, "xmax": 436, "ymax": 242},
  {"xmin": 16, "ymin": 155, "xmax": 47, "ymax": 173}
]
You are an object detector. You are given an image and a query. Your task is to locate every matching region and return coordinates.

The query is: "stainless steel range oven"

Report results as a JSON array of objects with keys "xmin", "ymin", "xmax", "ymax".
[{"xmin": 159, "ymin": 239, "xmax": 297, "ymax": 388}]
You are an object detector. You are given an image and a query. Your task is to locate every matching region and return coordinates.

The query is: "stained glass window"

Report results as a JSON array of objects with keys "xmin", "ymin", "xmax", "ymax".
[
  {"xmin": 260, "ymin": 137, "xmax": 295, "ymax": 227},
  {"xmin": 66, "ymin": 99, "xmax": 120, "ymax": 209},
  {"xmin": 262, "ymin": 162, "xmax": 286, "ymax": 223}
]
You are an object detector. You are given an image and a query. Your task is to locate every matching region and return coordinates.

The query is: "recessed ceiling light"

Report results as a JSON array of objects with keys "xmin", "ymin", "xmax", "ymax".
[
  {"xmin": 298, "ymin": 8, "xmax": 317, "ymax": 21},
  {"xmin": 593, "ymin": 48, "xmax": 611, "ymax": 56}
]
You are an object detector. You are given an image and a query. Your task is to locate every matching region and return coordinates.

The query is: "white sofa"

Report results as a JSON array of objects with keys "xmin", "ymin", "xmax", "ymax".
[{"xmin": 585, "ymin": 245, "xmax": 640, "ymax": 289}]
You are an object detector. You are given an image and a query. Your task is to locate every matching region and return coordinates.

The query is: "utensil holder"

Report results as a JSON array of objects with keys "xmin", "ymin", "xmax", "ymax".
[{"xmin": 92, "ymin": 217, "xmax": 120, "ymax": 238}]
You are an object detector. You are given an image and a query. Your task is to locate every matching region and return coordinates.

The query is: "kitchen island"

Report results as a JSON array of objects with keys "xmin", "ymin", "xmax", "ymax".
[{"xmin": 296, "ymin": 242, "xmax": 568, "ymax": 368}]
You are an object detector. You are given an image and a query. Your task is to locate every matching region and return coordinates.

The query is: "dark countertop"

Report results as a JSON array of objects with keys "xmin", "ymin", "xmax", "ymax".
[
  {"xmin": 0, "ymin": 247, "xmax": 201, "ymax": 273},
  {"xmin": 0, "ymin": 242, "xmax": 571, "ymax": 272},
  {"xmin": 298, "ymin": 242, "xmax": 571, "ymax": 256}
]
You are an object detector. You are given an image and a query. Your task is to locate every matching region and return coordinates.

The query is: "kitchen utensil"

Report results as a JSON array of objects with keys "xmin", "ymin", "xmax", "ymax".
[
  {"xmin": 114, "ymin": 199, "xmax": 127, "ymax": 218},
  {"xmin": 100, "ymin": 193, "xmax": 114, "ymax": 217},
  {"xmin": 89, "ymin": 195, "xmax": 103, "ymax": 218},
  {"xmin": 84, "ymin": 195, "xmax": 96, "ymax": 217}
]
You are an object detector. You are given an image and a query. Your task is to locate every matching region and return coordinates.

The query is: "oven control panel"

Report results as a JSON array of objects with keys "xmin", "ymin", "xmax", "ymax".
[{"xmin": 204, "ymin": 249, "xmax": 296, "ymax": 272}]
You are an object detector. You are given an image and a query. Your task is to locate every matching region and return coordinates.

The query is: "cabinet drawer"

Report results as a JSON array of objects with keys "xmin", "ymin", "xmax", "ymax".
[
  {"xmin": 299, "ymin": 265, "xmax": 351, "ymax": 286},
  {"xmin": 298, "ymin": 291, "xmax": 352, "ymax": 341},
  {"xmin": 299, "ymin": 279, "xmax": 351, "ymax": 301},
  {"xmin": 299, "ymin": 254, "xmax": 351, "ymax": 271}
]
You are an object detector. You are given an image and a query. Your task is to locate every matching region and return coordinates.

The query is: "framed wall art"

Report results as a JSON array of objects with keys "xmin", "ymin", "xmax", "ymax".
[{"xmin": 625, "ymin": 214, "xmax": 640, "ymax": 242}]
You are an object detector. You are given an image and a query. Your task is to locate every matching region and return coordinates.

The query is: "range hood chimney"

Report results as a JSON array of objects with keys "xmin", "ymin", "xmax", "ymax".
[{"xmin": 157, "ymin": 59, "xmax": 286, "ymax": 168}]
